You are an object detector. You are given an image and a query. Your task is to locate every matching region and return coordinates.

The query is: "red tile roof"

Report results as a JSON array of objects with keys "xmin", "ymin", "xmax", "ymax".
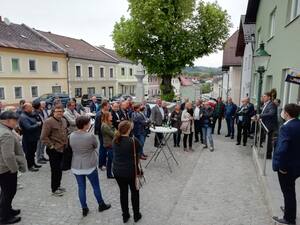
[
  {"xmin": 0, "ymin": 21, "xmax": 64, "ymax": 54},
  {"xmin": 37, "ymin": 30, "xmax": 118, "ymax": 63},
  {"xmin": 97, "ymin": 46, "xmax": 133, "ymax": 64}
]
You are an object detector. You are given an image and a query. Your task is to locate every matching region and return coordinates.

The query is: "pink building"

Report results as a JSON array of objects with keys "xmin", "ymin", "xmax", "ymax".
[{"xmin": 148, "ymin": 75, "xmax": 161, "ymax": 98}]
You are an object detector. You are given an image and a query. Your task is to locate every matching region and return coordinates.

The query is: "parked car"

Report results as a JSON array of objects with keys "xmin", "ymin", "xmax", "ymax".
[
  {"xmin": 35, "ymin": 93, "xmax": 70, "ymax": 110},
  {"xmin": 110, "ymin": 94, "xmax": 136, "ymax": 102},
  {"xmin": 81, "ymin": 94, "xmax": 104, "ymax": 107}
]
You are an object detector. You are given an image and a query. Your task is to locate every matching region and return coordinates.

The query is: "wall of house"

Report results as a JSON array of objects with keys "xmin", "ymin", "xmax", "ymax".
[
  {"xmin": 0, "ymin": 47, "xmax": 68, "ymax": 104},
  {"xmin": 241, "ymin": 43, "xmax": 253, "ymax": 99},
  {"xmin": 68, "ymin": 58, "xmax": 118, "ymax": 99},
  {"xmin": 254, "ymin": 0, "xmax": 300, "ymax": 105},
  {"xmin": 229, "ymin": 66, "xmax": 242, "ymax": 104}
]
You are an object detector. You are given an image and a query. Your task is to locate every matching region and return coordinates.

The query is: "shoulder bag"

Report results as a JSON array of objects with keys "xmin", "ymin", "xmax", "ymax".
[{"xmin": 132, "ymin": 137, "xmax": 146, "ymax": 190}]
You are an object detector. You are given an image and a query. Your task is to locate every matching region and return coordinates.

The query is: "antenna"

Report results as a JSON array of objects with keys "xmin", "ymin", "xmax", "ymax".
[{"xmin": 4, "ymin": 17, "xmax": 10, "ymax": 25}]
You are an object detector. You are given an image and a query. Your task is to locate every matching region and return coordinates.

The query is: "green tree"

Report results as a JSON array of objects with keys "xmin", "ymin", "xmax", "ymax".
[{"xmin": 113, "ymin": 0, "xmax": 231, "ymax": 101}]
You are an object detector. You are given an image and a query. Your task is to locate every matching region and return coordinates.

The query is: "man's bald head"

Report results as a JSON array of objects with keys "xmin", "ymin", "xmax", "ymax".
[{"xmin": 22, "ymin": 103, "xmax": 33, "ymax": 113}]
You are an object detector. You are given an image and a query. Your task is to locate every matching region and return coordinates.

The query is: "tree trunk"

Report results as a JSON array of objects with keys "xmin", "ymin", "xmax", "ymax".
[{"xmin": 160, "ymin": 75, "xmax": 175, "ymax": 102}]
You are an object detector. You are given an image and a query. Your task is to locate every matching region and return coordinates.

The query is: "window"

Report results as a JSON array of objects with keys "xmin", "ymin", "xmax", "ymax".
[
  {"xmin": 0, "ymin": 56, "xmax": 2, "ymax": 72},
  {"xmin": 14, "ymin": 87, "xmax": 22, "ymax": 99},
  {"xmin": 88, "ymin": 66, "xmax": 93, "ymax": 78},
  {"xmin": 52, "ymin": 61, "xmax": 58, "ymax": 72},
  {"xmin": 109, "ymin": 68, "xmax": 114, "ymax": 78},
  {"xmin": 289, "ymin": 0, "xmax": 300, "ymax": 21},
  {"xmin": 87, "ymin": 87, "xmax": 95, "ymax": 95},
  {"xmin": 0, "ymin": 87, "xmax": 4, "ymax": 99},
  {"xmin": 109, "ymin": 87, "xmax": 114, "ymax": 99},
  {"xmin": 75, "ymin": 88, "xmax": 82, "ymax": 98},
  {"xmin": 269, "ymin": 9, "xmax": 276, "ymax": 38},
  {"xmin": 100, "ymin": 67, "xmax": 104, "ymax": 78},
  {"xmin": 29, "ymin": 59, "xmax": 36, "ymax": 72},
  {"xmin": 76, "ymin": 65, "xmax": 81, "ymax": 77},
  {"xmin": 31, "ymin": 86, "xmax": 38, "ymax": 97},
  {"xmin": 52, "ymin": 86, "xmax": 61, "ymax": 94},
  {"xmin": 121, "ymin": 67, "xmax": 125, "ymax": 76},
  {"xmin": 12, "ymin": 58, "xmax": 20, "ymax": 72},
  {"xmin": 130, "ymin": 68, "xmax": 133, "ymax": 76},
  {"xmin": 102, "ymin": 87, "xmax": 106, "ymax": 97}
]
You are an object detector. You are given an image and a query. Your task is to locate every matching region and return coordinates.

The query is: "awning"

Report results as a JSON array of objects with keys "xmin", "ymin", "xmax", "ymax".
[{"xmin": 285, "ymin": 68, "xmax": 300, "ymax": 85}]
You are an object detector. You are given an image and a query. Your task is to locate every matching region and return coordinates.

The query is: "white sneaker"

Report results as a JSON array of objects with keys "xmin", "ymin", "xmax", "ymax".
[{"xmin": 209, "ymin": 147, "xmax": 214, "ymax": 152}]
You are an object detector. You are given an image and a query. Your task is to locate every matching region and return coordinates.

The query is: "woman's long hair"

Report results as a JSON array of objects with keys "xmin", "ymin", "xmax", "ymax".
[
  {"xmin": 114, "ymin": 120, "xmax": 132, "ymax": 144},
  {"xmin": 101, "ymin": 111, "xmax": 112, "ymax": 125}
]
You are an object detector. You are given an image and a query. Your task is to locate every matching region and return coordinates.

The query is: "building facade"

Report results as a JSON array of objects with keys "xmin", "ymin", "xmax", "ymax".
[
  {"xmin": 0, "ymin": 20, "xmax": 68, "ymax": 104},
  {"xmin": 38, "ymin": 31, "xmax": 119, "ymax": 100},
  {"xmin": 247, "ymin": 0, "xmax": 300, "ymax": 105}
]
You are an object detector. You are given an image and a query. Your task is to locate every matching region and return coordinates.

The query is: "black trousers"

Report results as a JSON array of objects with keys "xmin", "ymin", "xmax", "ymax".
[
  {"xmin": 183, "ymin": 133, "xmax": 193, "ymax": 148},
  {"xmin": 237, "ymin": 122, "xmax": 248, "ymax": 145},
  {"xmin": 278, "ymin": 171, "xmax": 300, "ymax": 223},
  {"xmin": 115, "ymin": 176, "xmax": 140, "ymax": 217},
  {"xmin": 194, "ymin": 120, "xmax": 203, "ymax": 143},
  {"xmin": 154, "ymin": 133, "xmax": 163, "ymax": 147},
  {"xmin": 173, "ymin": 129, "xmax": 181, "ymax": 146},
  {"xmin": 46, "ymin": 148, "xmax": 63, "ymax": 192},
  {"xmin": 0, "ymin": 172, "xmax": 17, "ymax": 220},
  {"xmin": 267, "ymin": 130, "xmax": 274, "ymax": 158},
  {"xmin": 22, "ymin": 139, "xmax": 38, "ymax": 169},
  {"xmin": 212, "ymin": 116, "xmax": 222, "ymax": 134}
]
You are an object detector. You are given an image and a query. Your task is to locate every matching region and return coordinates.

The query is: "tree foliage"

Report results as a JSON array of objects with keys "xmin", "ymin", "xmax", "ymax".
[{"xmin": 113, "ymin": 0, "xmax": 231, "ymax": 101}]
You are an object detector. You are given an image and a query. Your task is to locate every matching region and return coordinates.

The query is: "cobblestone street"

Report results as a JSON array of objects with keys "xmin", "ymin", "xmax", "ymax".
[{"xmin": 14, "ymin": 130, "xmax": 271, "ymax": 225}]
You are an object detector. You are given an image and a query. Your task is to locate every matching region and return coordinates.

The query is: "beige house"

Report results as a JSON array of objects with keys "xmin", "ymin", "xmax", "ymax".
[
  {"xmin": 98, "ymin": 47, "xmax": 149, "ymax": 97},
  {"xmin": 38, "ymin": 31, "xmax": 119, "ymax": 100},
  {"xmin": 0, "ymin": 20, "xmax": 68, "ymax": 104}
]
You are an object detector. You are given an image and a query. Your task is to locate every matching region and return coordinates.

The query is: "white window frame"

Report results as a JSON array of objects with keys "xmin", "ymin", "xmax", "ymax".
[
  {"xmin": 109, "ymin": 87, "xmax": 114, "ymax": 99},
  {"xmin": 11, "ymin": 58, "xmax": 20, "ymax": 72},
  {"xmin": 129, "ymin": 68, "xmax": 133, "ymax": 76},
  {"xmin": 121, "ymin": 67, "xmax": 125, "ymax": 76},
  {"xmin": 99, "ymin": 66, "xmax": 105, "ymax": 79},
  {"xmin": 88, "ymin": 65, "xmax": 94, "ymax": 78},
  {"xmin": 75, "ymin": 64, "xmax": 82, "ymax": 78},
  {"xmin": 13, "ymin": 86, "xmax": 23, "ymax": 99},
  {"xmin": 87, "ymin": 87, "xmax": 95, "ymax": 95},
  {"xmin": 0, "ymin": 86, "xmax": 5, "ymax": 100},
  {"xmin": 52, "ymin": 61, "xmax": 59, "ymax": 73},
  {"xmin": 74, "ymin": 88, "xmax": 82, "ymax": 98},
  {"xmin": 30, "ymin": 85, "xmax": 39, "ymax": 98},
  {"xmin": 0, "ymin": 56, "xmax": 3, "ymax": 72},
  {"xmin": 256, "ymin": 28, "xmax": 261, "ymax": 50},
  {"xmin": 102, "ymin": 87, "xmax": 106, "ymax": 97},
  {"xmin": 29, "ymin": 59, "xmax": 37, "ymax": 72},
  {"xmin": 269, "ymin": 8, "xmax": 276, "ymax": 38},
  {"xmin": 290, "ymin": 0, "xmax": 300, "ymax": 21},
  {"xmin": 52, "ymin": 85, "xmax": 62, "ymax": 94},
  {"xmin": 109, "ymin": 67, "xmax": 114, "ymax": 79}
]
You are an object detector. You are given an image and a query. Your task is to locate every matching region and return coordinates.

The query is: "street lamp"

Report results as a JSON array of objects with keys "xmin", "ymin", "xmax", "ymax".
[{"xmin": 253, "ymin": 42, "xmax": 271, "ymax": 113}]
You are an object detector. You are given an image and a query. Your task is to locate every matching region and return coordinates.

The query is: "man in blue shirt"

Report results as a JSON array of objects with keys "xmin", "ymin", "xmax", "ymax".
[
  {"xmin": 272, "ymin": 103, "xmax": 300, "ymax": 225},
  {"xmin": 224, "ymin": 97, "xmax": 237, "ymax": 139}
]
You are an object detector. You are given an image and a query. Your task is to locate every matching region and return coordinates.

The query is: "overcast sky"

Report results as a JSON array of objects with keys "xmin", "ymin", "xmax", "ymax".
[{"xmin": 1, "ymin": 0, "xmax": 248, "ymax": 68}]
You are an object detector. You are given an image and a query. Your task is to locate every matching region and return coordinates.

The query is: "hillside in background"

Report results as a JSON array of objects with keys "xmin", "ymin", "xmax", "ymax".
[{"xmin": 182, "ymin": 66, "xmax": 222, "ymax": 77}]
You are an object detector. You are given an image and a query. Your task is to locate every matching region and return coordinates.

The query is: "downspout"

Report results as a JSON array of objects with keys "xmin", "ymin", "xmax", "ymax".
[{"xmin": 66, "ymin": 55, "xmax": 71, "ymax": 97}]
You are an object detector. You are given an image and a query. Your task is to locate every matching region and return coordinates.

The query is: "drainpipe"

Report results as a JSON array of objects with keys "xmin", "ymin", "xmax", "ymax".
[{"xmin": 66, "ymin": 56, "xmax": 71, "ymax": 97}]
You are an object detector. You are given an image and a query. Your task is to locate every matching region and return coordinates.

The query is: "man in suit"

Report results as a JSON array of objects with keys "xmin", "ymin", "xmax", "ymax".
[
  {"xmin": 119, "ymin": 101, "xmax": 129, "ymax": 121},
  {"xmin": 225, "ymin": 97, "xmax": 237, "ymax": 139},
  {"xmin": 212, "ymin": 97, "xmax": 225, "ymax": 135},
  {"xmin": 89, "ymin": 96, "xmax": 100, "ymax": 113},
  {"xmin": 236, "ymin": 98, "xmax": 251, "ymax": 146},
  {"xmin": 111, "ymin": 103, "xmax": 121, "ymax": 129},
  {"xmin": 151, "ymin": 99, "xmax": 164, "ymax": 147},
  {"xmin": 194, "ymin": 99, "xmax": 203, "ymax": 143},
  {"xmin": 272, "ymin": 103, "xmax": 300, "ymax": 225},
  {"xmin": 258, "ymin": 92, "xmax": 278, "ymax": 159}
]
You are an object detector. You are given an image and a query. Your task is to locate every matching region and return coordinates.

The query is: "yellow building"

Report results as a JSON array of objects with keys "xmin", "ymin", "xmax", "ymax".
[{"xmin": 0, "ymin": 20, "xmax": 68, "ymax": 104}]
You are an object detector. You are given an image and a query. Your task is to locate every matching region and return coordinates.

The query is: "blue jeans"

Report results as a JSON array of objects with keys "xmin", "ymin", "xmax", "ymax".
[
  {"xmin": 74, "ymin": 169, "xmax": 104, "ymax": 209},
  {"xmin": 135, "ymin": 134, "xmax": 145, "ymax": 155},
  {"xmin": 106, "ymin": 147, "xmax": 113, "ymax": 177},
  {"xmin": 202, "ymin": 126, "xmax": 214, "ymax": 147},
  {"xmin": 226, "ymin": 117, "xmax": 235, "ymax": 137}
]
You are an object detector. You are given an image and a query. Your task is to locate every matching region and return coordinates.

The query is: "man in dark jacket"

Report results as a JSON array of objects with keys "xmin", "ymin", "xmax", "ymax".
[
  {"xmin": 212, "ymin": 97, "xmax": 225, "ymax": 135},
  {"xmin": 89, "ymin": 96, "xmax": 100, "ymax": 113},
  {"xmin": 111, "ymin": 103, "xmax": 121, "ymax": 129},
  {"xmin": 19, "ymin": 103, "xmax": 42, "ymax": 172},
  {"xmin": 272, "ymin": 103, "xmax": 300, "ymax": 225},
  {"xmin": 258, "ymin": 92, "xmax": 278, "ymax": 159},
  {"xmin": 236, "ymin": 98, "xmax": 251, "ymax": 146},
  {"xmin": 151, "ymin": 99, "xmax": 164, "ymax": 147},
  {"xmin": 224, "ymin": 97, "xmax": 237, "ymax": 139}
]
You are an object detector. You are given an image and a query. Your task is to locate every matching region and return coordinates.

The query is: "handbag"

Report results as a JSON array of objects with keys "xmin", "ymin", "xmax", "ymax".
[
  {"xmin": 132, "ymin": 138, "xmax": 146, "ymax": 190},
  {"xmin": 180, "ymin": 121, "xmax": 189, "ymax": 132}
]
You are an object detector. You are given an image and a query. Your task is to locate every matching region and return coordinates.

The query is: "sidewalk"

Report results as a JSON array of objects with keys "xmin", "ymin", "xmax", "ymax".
[{"xmin": 253, "ymin": 150, "xmax": 300, "ymax": 224}]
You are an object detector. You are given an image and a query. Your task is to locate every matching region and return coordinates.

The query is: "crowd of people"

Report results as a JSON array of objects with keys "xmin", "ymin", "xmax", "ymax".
[{"xmin": 0, "ymin": 92, "xmax": 300, "ymax": 224}]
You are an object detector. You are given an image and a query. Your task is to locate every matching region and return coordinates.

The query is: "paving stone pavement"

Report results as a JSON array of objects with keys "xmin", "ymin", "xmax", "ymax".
[{"xmin": 13, "ymin": 131, "xmax": 271, "ymax": 225}]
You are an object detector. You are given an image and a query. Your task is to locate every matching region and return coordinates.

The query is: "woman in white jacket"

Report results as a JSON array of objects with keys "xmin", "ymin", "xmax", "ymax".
[{"xmin": 180, "ymin": 102, "xmax": 194, "ymax": 151}]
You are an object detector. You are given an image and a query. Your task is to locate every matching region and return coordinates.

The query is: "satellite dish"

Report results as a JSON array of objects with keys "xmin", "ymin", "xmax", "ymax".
[{"xmin": 4, "ymin": 17, "xmax": 10, "ymax": 25}]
